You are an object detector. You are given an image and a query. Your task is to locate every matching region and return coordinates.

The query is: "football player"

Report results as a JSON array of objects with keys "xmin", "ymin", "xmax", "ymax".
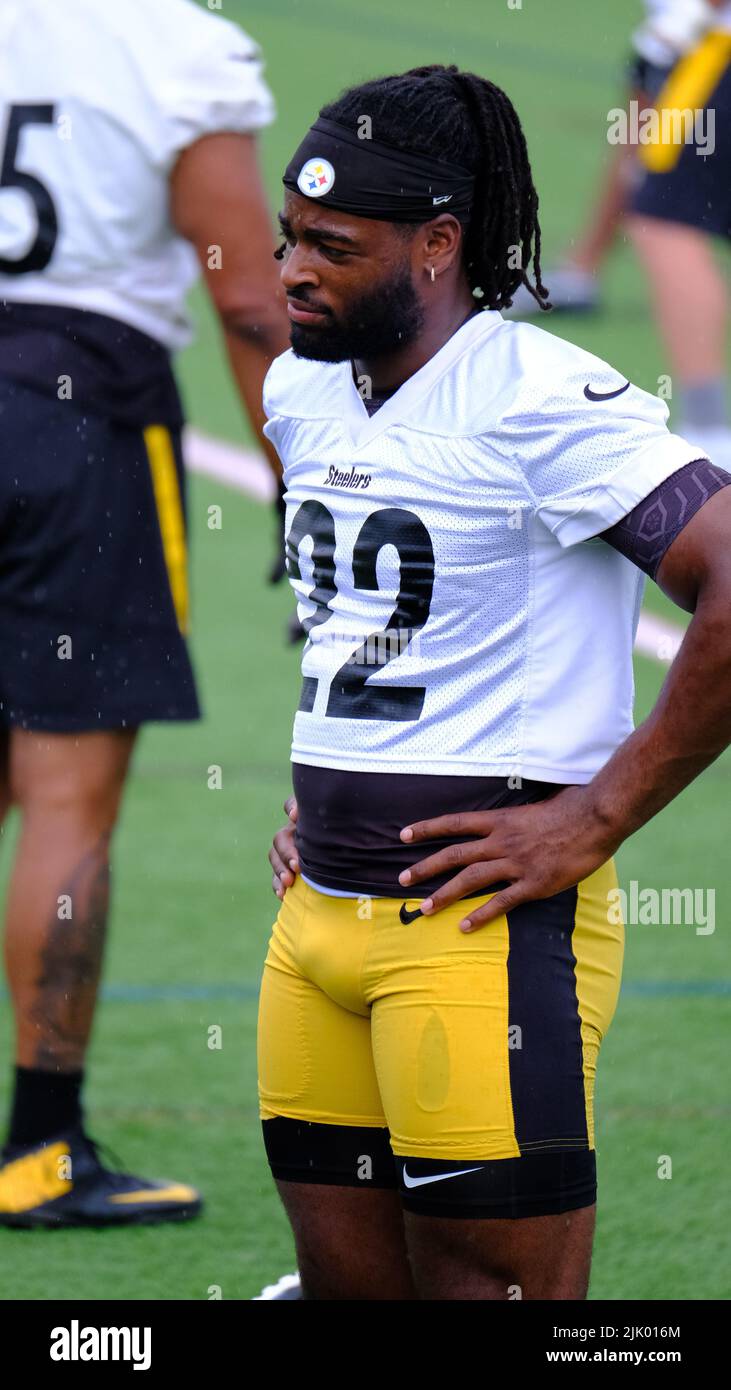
[
  {"xmin": 260, "ymin": 64, "xmax": 731, "ymax": 1299},
  {"xmin": 628, "ymin": 0, "xmax": 731, "ymax": 467},
  {"xmin": 506, "ymin": 0, "xmax": 713, "ymax": 314},
  {"xmin": 0, "ymin": 0, "xmax": 287, "ymax": 1227}
]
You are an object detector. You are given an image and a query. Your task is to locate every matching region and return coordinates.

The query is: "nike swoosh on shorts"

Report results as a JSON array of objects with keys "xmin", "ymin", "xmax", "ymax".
[
  {"xmin": 399, "ymin": 903, "xmax": 424, "ymax": 924},
  {"xmin": 402, "ymin": 1164, "xmax": 484, "ymax": 1189}
]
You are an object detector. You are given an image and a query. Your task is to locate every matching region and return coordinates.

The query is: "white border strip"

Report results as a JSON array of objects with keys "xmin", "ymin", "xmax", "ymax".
[{"xmin": 184, "ymin": 428, "xmax": 686, "ymax": 666}]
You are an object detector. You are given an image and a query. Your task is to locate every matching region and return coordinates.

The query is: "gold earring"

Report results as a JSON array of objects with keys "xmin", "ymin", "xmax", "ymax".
[{"xmin": 430, "ymin": 266, "xmax": 436, "ymax": 283}]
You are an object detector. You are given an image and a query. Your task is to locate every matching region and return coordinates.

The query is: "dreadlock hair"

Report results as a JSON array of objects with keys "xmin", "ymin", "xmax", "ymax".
[{"xmin": 319, "ymin": 64, "xmax": 550, "ymax": 312}]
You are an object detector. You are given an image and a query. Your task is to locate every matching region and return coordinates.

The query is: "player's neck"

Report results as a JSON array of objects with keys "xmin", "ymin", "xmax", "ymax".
[{"xmin": 353, "ymin": 291, "xmax": 479, "ymax": 394}]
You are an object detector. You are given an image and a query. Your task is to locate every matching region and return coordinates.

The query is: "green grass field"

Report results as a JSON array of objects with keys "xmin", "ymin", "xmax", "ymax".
[{"xmin": 0, "ymin": 0, "xmax": 729, "ymax": 1300}]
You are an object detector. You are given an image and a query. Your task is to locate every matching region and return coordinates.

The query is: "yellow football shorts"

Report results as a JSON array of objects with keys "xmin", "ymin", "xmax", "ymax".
[{"xmin": 258, "ymin": 861, "xmax": 624, "ymax": 1217}]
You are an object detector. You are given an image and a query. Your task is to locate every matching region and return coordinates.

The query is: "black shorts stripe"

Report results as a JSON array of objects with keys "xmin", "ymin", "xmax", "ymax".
[{"xmin": 506, "ymin": 886, "xmax": 590, "ymax": 1153}]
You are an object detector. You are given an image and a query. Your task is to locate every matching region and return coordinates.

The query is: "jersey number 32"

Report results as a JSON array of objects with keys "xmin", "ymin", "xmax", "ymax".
[{"xmin": 287, "ymin": 500, "xmax": 435, "ymax": 723}]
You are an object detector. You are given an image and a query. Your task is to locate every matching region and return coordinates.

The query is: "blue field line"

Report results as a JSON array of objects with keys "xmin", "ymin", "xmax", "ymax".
[
  {"xmin": 103, "ymin": 983, "xmax": 261, "ymax": 1002},
  {"xmin": 1, "ymin": 980, "xmax": 728, "ymax": 1004},
  {"xmin": 623, "ymin": 980, "xmax": 731, "ymax": 998}
]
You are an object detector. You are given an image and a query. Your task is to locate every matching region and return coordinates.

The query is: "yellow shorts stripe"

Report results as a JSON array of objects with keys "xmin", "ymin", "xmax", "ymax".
[
  {"xmin": 640, "ymin": 30, "xmax": 731, "ymax": 174},
  {"xmin": 573, "ymin": 859, "xmax": 625, "ymax": 1148},
  {"xmin": 144, "ymin": 424, "xmax": 190, "ymax": 636}
]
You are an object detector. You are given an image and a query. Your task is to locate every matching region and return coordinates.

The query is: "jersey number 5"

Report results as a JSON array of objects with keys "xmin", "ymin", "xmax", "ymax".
[
  {"xmin": 0, "ymin": 104, "xmax": 59, "ymax": 275},
  {"xmin": 286, "ymin": 500, "xmax": 435, "ymax": 722}
]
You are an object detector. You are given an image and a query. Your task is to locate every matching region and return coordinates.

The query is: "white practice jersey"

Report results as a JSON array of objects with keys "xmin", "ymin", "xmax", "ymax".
[
  {"xmin": 0, "ymin": 0, "xmax": 274, "ymax": 348},
  {"xmin": 264, "ymin": 313, "xmax": 702, "ymax": 784},
  {"xmin": 634, "ymin": 0, "xmax": 712, "ymax": 63}
]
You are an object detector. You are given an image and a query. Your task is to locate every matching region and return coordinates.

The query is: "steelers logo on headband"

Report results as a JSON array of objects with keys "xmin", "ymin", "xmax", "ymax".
[
  {"xmin": 284, "ymin": 118, "xmax": 475, "ymax": 222},
  {"xmin": 297, "ymin": 157, "xmax": 336, "ymax": 198}
]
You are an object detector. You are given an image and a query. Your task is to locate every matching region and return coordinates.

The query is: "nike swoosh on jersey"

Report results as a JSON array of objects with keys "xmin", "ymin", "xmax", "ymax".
[
  {"xmin": 402, "ymin": 1164, "xmax": 484, "ymax": 1189},
  {"xmin": 399, "ymin": 903, "xmax": 424, "ymax": 924},
  {"xmin": 583, "ymin": 380, "xmax": 631, "ymax": 402}
]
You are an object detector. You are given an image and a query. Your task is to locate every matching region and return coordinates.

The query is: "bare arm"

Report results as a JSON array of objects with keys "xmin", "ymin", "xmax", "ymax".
[
  {"xmin": 170, "ymin": 132, "xmax": 289, "ymax": 480},
  {"xmin": 397, "ymin": 485, "xmax": 731, "ymax": 929},
  {"xmin": 581, "ymin": 483, "xmax": 731, "ymax": 842}
]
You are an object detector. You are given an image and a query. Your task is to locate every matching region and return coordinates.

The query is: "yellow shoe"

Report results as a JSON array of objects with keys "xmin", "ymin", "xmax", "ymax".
[{"xmin": 0, "ymin": 1128, "xmax": 202, "ymax": 1228}]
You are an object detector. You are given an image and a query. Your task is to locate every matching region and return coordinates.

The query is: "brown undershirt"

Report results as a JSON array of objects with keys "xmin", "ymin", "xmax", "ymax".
[{"xmin": 293, "ymin": 763, "xmax": 564, "ymax": 898}]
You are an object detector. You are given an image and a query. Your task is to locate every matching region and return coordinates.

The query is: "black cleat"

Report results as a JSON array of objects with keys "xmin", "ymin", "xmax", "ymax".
[{"xmin": 0, "ymin": 1127, "xmax": 202, "ymax": 1228}]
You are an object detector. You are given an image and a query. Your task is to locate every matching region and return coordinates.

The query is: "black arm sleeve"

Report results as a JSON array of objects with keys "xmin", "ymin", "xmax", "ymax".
[{"xmin": 599, "ymin": 458, "xmax": 731, "ymax": 580}]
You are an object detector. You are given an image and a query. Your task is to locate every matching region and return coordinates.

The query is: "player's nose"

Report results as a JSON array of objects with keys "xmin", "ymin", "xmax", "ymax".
[{"xmin": 280, "ymin": 243, "xmax": 320, "ymax": 294}]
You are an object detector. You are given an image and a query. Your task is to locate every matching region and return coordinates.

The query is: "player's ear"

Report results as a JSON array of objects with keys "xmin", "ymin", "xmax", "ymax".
[{"xmin": 421, "ymin": 214, "xmax": 463, "ymax": 276}]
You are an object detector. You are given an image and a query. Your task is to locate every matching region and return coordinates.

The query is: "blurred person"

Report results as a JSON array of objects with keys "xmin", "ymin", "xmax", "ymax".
[
  {"xmin": 507, "ymin": 0, "xmax": 713, "ymax": 315},
  {"xmin": 260, "ymin": 64, "xmax": 731, "ymax": 1300},
  {"xmin": 628, "ymin": 0, "xmax": 731, "ymax": 467},
  {"xmin": 0, "ymin": 0, "xmax": 287, "ymax": 1228}
]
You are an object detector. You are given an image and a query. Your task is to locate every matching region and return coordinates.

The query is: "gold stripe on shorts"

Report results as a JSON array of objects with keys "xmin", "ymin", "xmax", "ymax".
[
  {"xmin": 144, "ymin": 424, "xmax": 190, "ymax": 636},
  {"xmin": 572, "ymin": 859, "xmax": 625, "ymax": 1148},
  {"xmin": 640, "ymin": 31, "xmax": 731, "ymax": 174}
]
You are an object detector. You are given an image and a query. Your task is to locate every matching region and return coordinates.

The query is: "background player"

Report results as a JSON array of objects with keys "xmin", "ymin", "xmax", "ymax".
[
  {"xmin": 261, "ymin": 64, "xmax": 731, "ymax": 1299},
  {"xmin": 507, "ymin": 0, "xmax": 713, "ymax": 315},
  {"xmin": 628, "ymin": 0, "xmax": 731, "ymax": 465},
  {"xmin": 0, "ymin": 0, "xmax": 288, "ymax": 1227}
]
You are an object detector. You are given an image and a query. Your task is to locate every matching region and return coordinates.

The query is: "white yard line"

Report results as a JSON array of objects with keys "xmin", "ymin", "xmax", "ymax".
[
  {"xmin": 184, "ymin": 428, "xmax": 686, "ymax": 666},
  {"xmin": 635, "ymin": 612, "xmax": 684, "ymax": 666},
  {"xmin": 184, "ymin": 426, "xmax": 276, "ymax": 502}
]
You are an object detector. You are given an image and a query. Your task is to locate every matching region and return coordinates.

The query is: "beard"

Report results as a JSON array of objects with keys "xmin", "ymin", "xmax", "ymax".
[{"xmin": 289, "ymin": 262, "xmax": 425, "ymax": 363}]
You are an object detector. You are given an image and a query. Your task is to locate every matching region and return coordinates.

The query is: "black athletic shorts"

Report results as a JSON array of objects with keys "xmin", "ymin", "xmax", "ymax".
[
  {"xmin": 630, "ymin": 32, "xmax": 731, "ymax": 240},
  {"xmin": 0, "ymin": 376, "xmax": 200, "ymax": 731},
  {"xmin": 626, "ymin": 52, "xmax": 674, "ymax": 102}
]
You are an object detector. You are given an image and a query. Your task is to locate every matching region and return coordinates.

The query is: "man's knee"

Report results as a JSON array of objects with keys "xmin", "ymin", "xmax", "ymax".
[
  {"xmin": 276, "ymin": 1179, "xmax": 416, "ymax": 1301},
  {"xmin": 8, "ymin": 729, "xmax": 136, "ymax": 827},
  {"xmin": 404, "ymin": 1206, "xmax": 596, "ymax": 1301}
]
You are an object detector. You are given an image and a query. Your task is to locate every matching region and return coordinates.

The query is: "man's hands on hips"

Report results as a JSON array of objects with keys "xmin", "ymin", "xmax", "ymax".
[
  {"xmin": 398, "ymin": 785, "xmax": 620, "ymax": 932},
  {"xmin": 267, "ymin": 786, "xmax": 620, "ymax": 929}
]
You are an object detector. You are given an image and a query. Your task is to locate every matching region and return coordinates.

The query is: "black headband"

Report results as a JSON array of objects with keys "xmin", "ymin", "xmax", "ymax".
[{"xmin": 282, "ymin": 117, "xmax": 474, "ymax": 222}]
